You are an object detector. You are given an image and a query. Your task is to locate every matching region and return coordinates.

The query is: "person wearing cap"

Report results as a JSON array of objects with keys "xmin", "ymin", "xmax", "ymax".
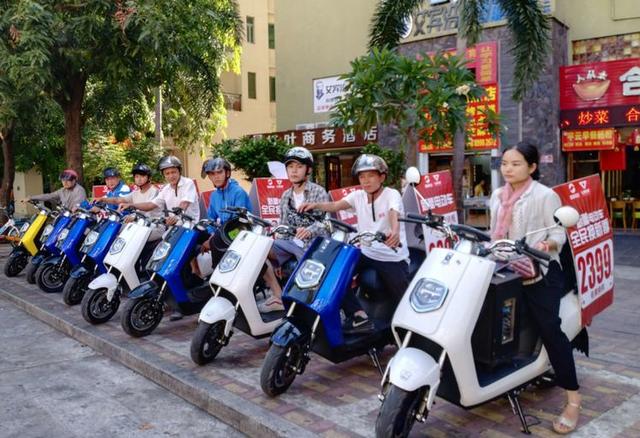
[
  {"xmin": 26, "ymin": 169, "xmax": 88, "ymax": 210},
  {"xmin": 100, "ymin": 167, "xmax": 131, "ymax": 211},
  {"xmin": 299, "ymin": 154, "xmax": 410, "ymax": 333},
  {"xmin": 257, "ymin": 146, "xmax": 330, "ymax": 313},
  {"xmin": 201, "ymin": 157, "xmax": 252, "ymax": 225}
]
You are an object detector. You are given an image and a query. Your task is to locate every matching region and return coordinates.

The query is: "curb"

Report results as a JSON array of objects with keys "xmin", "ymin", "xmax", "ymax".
[{"xmin": 0, "ymin": 275, "xmax": 315, "ymax": 438}]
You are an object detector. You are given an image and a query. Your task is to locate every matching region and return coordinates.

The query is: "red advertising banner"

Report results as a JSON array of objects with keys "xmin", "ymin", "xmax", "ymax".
[
  {"xmin": 329, "ymin": 185, "xmax": 360, "ymax": 226},
  {"xmin": 249, "ymin": 178, "xmax": 291, "ymax": 223},
  {"xmin": 561, "ymin": 128, "xmax": 616, "ymax": 151},
  {"xmin": 553, "ymin": 175, "xmax": 614, "ymax": 326},
  {"xmin": 464, "ymin": 41, "xmax": 499, "ymax": 85},
  {"xmin": 560, "ymin": 58, "xmax": 640, "ymax": 110}
]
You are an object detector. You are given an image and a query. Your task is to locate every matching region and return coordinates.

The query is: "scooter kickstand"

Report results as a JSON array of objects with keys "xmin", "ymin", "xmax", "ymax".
[
  {"xmin": 368, "ymin": 348, "xmax": 383, "ymax": 376},
  {"xmin": 507, "ymin": 390, "xmax": 531, "ymax": 434}
]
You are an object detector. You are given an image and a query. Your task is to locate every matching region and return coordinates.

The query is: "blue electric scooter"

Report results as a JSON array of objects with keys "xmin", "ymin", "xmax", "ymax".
[
  {"xmin": 25, "ymin": 207, "xmax": 74, "ymax": 284},
  {"xmin": 61, "ymin": 205, "xmax": 126, "ymax": 306},
  {"xmin": 120, "ymin": 208, "xmax": 215, "ymax": 337},
  {"xmin": 35, "ymin": 207, "xmax": 98, "ymax": 293},
  {"xmin": 260, "ymin": 217, "xmax": 425, "ymax": 397}
]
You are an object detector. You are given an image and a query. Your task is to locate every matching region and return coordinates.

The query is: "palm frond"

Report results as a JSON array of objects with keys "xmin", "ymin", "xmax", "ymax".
[
  {"xmin": 458, "ymin": 0, "xmax": 484, "ymax": 45},
  {"xmin": 368, "ymin": 0, "xmax": 424, "ymax": 50}
]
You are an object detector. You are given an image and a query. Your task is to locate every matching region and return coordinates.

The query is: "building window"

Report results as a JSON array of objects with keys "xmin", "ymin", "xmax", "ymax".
[
  {"xmin": 268, "ymin": 23, "xmax": 275, "ymax": 49},
  {"xmin": 248, "ymin": 72, "xmax": 256, "ymax": 99},
  {"xmin": 246, "ymin": 16, "xmax": 255, "ymax": 44},
  {"xmin": 269, "ymin": 76, "xmax": 276, "ymax": 102}
]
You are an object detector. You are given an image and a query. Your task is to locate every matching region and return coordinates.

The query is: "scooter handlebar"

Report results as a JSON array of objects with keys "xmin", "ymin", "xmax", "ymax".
[{"xmin": 518, "ymin": 241, "xmax": 552, "ymax": 263}]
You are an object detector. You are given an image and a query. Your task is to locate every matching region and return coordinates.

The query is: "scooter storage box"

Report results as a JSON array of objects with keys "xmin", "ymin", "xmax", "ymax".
[{"xmin": 471, "ymin": 270, "xmax": 523, "ymax": 371}]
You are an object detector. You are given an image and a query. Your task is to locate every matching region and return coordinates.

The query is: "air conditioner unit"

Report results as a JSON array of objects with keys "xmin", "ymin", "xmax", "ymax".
[{"xmin": 295, "ymin": 123, "xmax": 316, "ymax": 130}]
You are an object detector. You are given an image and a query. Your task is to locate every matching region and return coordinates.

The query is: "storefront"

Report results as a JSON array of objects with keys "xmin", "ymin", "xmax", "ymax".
[{"xmin": 559, "ymin": 58, "xmax": 640, "ymax": 205}]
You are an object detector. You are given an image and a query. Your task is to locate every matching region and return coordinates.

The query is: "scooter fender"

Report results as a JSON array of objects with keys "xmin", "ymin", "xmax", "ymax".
[
  {"xmin": 199, "ymin": 297, "xmax": 236, "ymax": 337},
  {"xmin": 128, "ymin": 280, "xmax": 159, "ymax": 300},
  {"xmin": 88, "ymin": 273, "xmax": 119, "ymax": 300},
  {"xmin": 69, "ymin": 264, "xmax": 90, "ymax": 280},
  {"xmin": 271, "ymin": 320, "xmax": 309, "ymax": 348},
  {"xmin": 387, "ymin": 347, "xmax": 441, "ymax": 410},
  {"xmin": 40, "ymin": 255, "xmax": 63, "ymax": 268},
  {"xmin": 30, "ymin": 252, "xmax": 48, "ymax": 268}
]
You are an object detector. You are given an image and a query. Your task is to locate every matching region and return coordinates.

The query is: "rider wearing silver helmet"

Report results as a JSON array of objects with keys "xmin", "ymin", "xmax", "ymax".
[
  {"xmin": 299, "ymin": 153, "xmax": 410, "ymax": 333},
  {"xmin": 202, "ymin": 157, "xmax": 252, "ymax": 225}
]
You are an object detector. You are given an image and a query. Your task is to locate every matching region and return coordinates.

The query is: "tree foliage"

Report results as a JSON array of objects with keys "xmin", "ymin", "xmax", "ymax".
[{"xmin": 211, "ymin": 136, "xmax": 290, "ymax": 180}]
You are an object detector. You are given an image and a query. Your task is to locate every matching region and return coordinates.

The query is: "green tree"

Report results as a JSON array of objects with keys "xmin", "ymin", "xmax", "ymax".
[{"xmin": 211, "ymin": 136, "xmax": 290, "ymax": 180}]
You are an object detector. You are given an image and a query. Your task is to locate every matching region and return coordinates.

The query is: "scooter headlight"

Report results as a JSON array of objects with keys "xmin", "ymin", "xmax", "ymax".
[
  {"xmin": 57, "ymin": 228, "xmax": 69, "ymax": 242},
  {"xmin": 19, "ymin": 223, "xmax": 30, "ymax": 234},
  {"xmin": 294, "ymin": 259, "xmax": 325, "ymax": 289},
  {"xmin": 151, "ymin": 242, "xmax": 171, "ymax": 261},
  {"xmin": 218, "ymin": 250, "xmax": 241, "ymax": 273},
  {"xmin": 109, "ymin": 237, "xmax": 126, "ymax": 255},
  {"xmin": 409, "ymin": 278, "xmax": 448, "ymax": 313},
  {"xmin": 42, "ymin": 224, "xmax": 54, "ymax": 239},
  {"xmin": 83, "ymin": 231, "xmax": 99, "ymax": 248}
]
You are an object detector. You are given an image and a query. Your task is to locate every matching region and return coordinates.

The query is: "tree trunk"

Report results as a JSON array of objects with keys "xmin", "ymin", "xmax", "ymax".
[
  {"xmin": 406, "ymin": 127, "xmax": 418, "ymax": 167},
  {"xmin": 452, "ymin": 35, "xmax": 468, "ymax": 223},
  {"xmin": 0, "ymin": 121, "xmax": 16, "ymax": 223},
  {"xmin": 60, "ymin": 74, "xmax": 87, "ymax": 183}
]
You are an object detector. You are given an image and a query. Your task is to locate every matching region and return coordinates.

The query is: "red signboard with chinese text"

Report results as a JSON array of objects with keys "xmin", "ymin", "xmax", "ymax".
[
  {"xmin": 561, "ymin": 128, "xmax": 616, "ymax": 151},
  {"xmin": 329, "ymin": 185, "xmax": 360, "ymax": 226},
  {"xmin": 553, "ymin": 175, "xmax": 614, "ymax": 326},
  {"xmin": 560, "ymin": 105, "xmax": 640, "ymax": 130},
  {"xmin": 249, "ymin": 178, "xmax": 291, "ymax": 223},
  {"xmin": 463, "ymin": 41, "xmax": 499, "ymax": 85},
  {"xmin": 252, "ymin": 126, "xmax": 378, "ymax": 151}
]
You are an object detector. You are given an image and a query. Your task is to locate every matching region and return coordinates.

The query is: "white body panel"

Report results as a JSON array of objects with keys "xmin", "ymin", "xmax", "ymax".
[
  {"xmin": 196, "ymin": 252, "xmax": 213, "ymax": 278},
  {"xmin": 103, "ymin": 221, "xmax": 152, "ymax": 290},
  {"xmin": 199, "ymin": 296, "xmax": 236, "ymax": 336},
  {"xmin": 390, "ymin": 247, "xmax": 583, "ymax": 407},
  {"xmin": 88, "ymin": 273, "xmax": 118, "ymax": 297},
  {"xmin": 387, "ymin": 347, "xmax": 441, "ymax": 410}
]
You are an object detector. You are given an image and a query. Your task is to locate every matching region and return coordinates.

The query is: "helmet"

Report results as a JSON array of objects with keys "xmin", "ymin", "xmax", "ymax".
[
  {"xmin": 103, "ymin": 167, "xmax": 120, "ymax": 178},
  {"xmin": 201, "ymin": 157, "xmax": 231, "ymax": 179},
  {"xmin": 132, "ymin": 163, "xmax": 152, "ymax": 177},
  {"xmin": 351, "ymin": 154, "xmax": 388, "ymax": 178},
  {"xmin": 158, "ymin": 155, "xmax": 182, "ymax": 172},
  {"xmin": 59, "ymin": 169, "xmax": 78, "ymax": 181},
  {"xmin": 284, "ymin": 147, "xmax": 314, "ymax": 168}
]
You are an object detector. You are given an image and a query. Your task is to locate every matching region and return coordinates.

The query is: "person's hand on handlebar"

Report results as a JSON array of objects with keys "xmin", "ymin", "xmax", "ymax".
[
  {"xmin": 297, "ymin": 202, "xmax": 316, "ymax": 213},
  {"xmin": 295, "ymin": 227, "xmax": 312, "ymax": 240},
  {"xmin": 534, "ymin": 240, "xmax": 554, "ymax": 253},
  {"xmin": 201, "ymin": 238, "xmax": 211, "ymax": 253},
  {"xmin": 165, "ymin": 215, "xmax": 178, "ymax": 226},
  {"xmin": 384, "ymin": 229, "xmax": 401, "ymax": 248},
  {"xmin": 118, "ymin": 202, "xmax": 132, "ymax": 212}
]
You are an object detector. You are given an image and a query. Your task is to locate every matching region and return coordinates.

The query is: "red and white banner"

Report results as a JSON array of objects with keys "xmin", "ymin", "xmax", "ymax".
[
  {"xmin": 329, "ymin": 185, "xmax": 360, "ymax": 226},
  {"xmin": 249, "ymin": 178, "xmax": 291, "ymax": 223},
  {"xmin": 402, "ymin": 170, "xmax": 458, "ymax": 253},
  {"xmin": 554, "ymin": 174, "xmax": 614, "ymax": 326}
]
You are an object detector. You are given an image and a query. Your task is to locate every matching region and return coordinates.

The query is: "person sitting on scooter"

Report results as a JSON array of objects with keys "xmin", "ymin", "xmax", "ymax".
[
  {"xmin": 26, "ymin": 169, "xmax": 88, "ymax": 211},
  {"xmin": 259, "ymin": 146, "xmax": 330, "ymax": 313},
  {"xmin": 299, "ymin": 154, "xmax": 409, "ymax": 333},
  {"xmin": 490, "ymin": 141, "xmax": 581, "ymax": 434},
  {"xmin": 100, "ymin": 167, "xmax": 131, "ymax": 211},
  {"xmin": 119, "ymin": 155, "xmax": 201, "ymax": 321}
]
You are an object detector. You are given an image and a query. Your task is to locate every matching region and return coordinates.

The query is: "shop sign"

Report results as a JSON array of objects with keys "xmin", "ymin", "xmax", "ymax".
[
  {"xmin": 313, "ymin": 76, "xmax": 347, "ymax": 114},
  {"xmin": 253, "ymin": 126, "xmax": 377, "ymax": 151},
  {"xmin": 401, "ymin": 170, "xmax": 458, "ymax": 253},
  {"xmin": 329, "ymin": 185, "xmax": 360, "ymax": 226},
  {"xmin": 560, "ymin": 105, "xmax": 640, "ymax": 129},
  {"xmin": 553, "ymin": 175, "xmax": 614, "ymax": 326},
  {"xmin": 248, "ymin": 178, "xmax": 291, "ymax": 223},
  {"xmin": 561, "ymin": 128, "xmax": 616, "ymax": 151}
]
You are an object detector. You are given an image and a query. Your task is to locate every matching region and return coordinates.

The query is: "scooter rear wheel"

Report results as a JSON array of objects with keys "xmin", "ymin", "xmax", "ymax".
[
  {"xmin": 260, "ymin": 344, "xmax": 301, "ymax": 397},
  {"xmin": 36, "ymin": 263, "xmax": 65, "ymax": 293},
  {"xmin": 121, "ymin": 296, "xmax": 163, "ymax": 337},
  {"xmin": 375, "ymin": 385, "xmax": 425, "ymax": 438},
  {"xmin": 3, "ymin": 251, "xmax": 28, "ymax": 277},
  {"xmin": 81, "ymin": 287, "xmax": 120, "ymax": 325},
  {"xmin": 25, "ymin": 261, "xmax": 38, "ymax": 284},
  {"xmin": 62, "ymin": 275, "xmax": 90, "ymax": 306},
  {"xmin": 190, "ymin": 321, "xmax": 226, "ymax": 365}
]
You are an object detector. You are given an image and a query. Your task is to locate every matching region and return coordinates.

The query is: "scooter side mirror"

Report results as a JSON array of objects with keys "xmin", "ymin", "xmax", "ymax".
[
  {"xmin": 553, "ymin": 206, "xmax": 580, "ymax": 228},
  {"xmin": 405, "ymin": 167, "xmax": 421, "ymax": 185}
]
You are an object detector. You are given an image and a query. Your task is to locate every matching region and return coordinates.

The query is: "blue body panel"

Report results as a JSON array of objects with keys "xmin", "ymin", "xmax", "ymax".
[
  {"xmin": 69, "ymin": 264, "xmax": 90, "ymax": 279},
  {"xmin": 155, "ymin": 227, "xmax": 200, "ymax": 304},
  {"xmin": 60, "ymin": 217, "xmax": 94, "ymax": 267},
  {"xmin": 42, "ymin": 215, "xmax": 72, "ymax": 255},
  {"xmin": 85, "ymin": 220, "xmax": 121, "ymax": 274}
]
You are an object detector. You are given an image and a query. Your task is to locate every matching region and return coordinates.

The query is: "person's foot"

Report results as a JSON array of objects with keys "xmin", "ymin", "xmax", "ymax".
[
  {"xmin": 256, "ymin": 288, "xmax": 273, "ymax": 304},
  {"xmin": 169, "ymin": 311, "xmax": 184, "ymax": 321},
  {"xmin": 343, "ymin": 313, "xmax": 374, "ymax": 334},
  {"xmin": 553, "ymin": 401, "xmax": 581, "ymax": 434},
  {"xmin": 258, "ymin": 297, "xmax": 284, "ymax": 313}
]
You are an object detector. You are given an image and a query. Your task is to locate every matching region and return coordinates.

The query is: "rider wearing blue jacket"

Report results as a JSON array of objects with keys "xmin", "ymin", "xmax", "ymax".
[
  {"xmin": 81, "ymin": 167, "xmax": 131, "ymax": 211},
  {"xmin": 203, "ymin": 158, "xmax": 253, "ymax": 225}
]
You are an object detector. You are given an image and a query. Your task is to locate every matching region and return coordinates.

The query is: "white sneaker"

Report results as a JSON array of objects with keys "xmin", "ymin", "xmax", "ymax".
[
  {"xmin": 256, "ymin": 288, "xmax": 273, "ymax": 304},
  {"xmin": 258, "ymin": 297, "xmax": 284, "ymax": 313}
]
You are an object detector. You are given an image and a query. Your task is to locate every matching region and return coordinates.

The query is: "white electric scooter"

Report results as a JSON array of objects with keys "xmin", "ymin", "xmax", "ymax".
[
  {"xmin": 376, "ymin": 206, "xmax": 583, "ymax": 437},
  {"xmin": 190, "ymin": 206, "xmax": 298, "ymax": 365},
  {"xmin": 80, "ymin": 210, "xmax": 166, "ymax": 324}
]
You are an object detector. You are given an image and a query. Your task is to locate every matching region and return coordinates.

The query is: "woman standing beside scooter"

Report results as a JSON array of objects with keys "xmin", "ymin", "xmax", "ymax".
[{"xmin": 491, "ymin": 141, "xmax": 580, "ymax": 434}]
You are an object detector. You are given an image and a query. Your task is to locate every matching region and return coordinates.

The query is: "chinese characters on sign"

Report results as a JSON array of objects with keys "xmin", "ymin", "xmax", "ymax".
[
  {"xmin": 254, "ymin": 126, "xmax": 377, "ymax": 150},
  {"xmin": 249, "ymin": 178, "xmax": 292, "ymax": 223},
  {"xmin": 313, "ymin": 76, "xmax": 348, "ymax": 114},
  {"xmin": 561, "ymin": 128, "xmax": 616, "ymax": 151}
]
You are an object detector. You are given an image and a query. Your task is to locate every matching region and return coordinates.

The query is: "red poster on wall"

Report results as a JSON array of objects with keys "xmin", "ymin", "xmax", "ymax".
[
  {"xmin": 329, "ymin": 185, "xmax": 360, "ymax": 226},
  {"xmin": 249, "ymin": 178, "xmax": 291, "ymax": 224},
  {"xmin": 553, "ymin": 175, "xmax": 614, "ymax": 326}
]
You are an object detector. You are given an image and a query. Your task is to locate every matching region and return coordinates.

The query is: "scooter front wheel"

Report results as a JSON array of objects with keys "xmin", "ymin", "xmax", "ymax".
[
  {"xmin": 375, "ymin": 385, "xmax": 426, "ymax": 438},
  {"xmin": 81, "ymin": 287, "xmax": 120, "ymax": 325},
  {"xmin": 62, "ymin": 275, "xmax": 90, "ymax": 306},
  {"xmin": 190, "ymin": 321, "xmax": 226, "ymax": 365},
  {"xmin": 25, "ymin": 261, "xmax": 38, "ymax": 284},
  {"xmin": 121, "ymin": 296, "xmax": 163, "ymax": 337},
  {"xmin": 260, "ymin": 344, "xmax": 302, "ymax": 397},
  {"xmin": 36, "ymin": 263, "xmax": 66, "ymax": 293},
  {"xmin": 3, "ymin": 251, "xmax": 28, "ymax": 277}
]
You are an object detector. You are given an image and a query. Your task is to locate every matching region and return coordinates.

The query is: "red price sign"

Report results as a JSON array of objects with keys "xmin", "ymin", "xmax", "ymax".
[
  {"xmin": 250, "ymin": 178, "xmax": 291, "ymax": 222},
  {"xmin": 413, "ymin": 170, "xmax": 457, "ymax": 252},
  {"xmin": 554, "ymin": 174, "xmax": 614, "ymax": 325},
  {"xmin": 329, "ymin": 185, "xmax": 360, "ymax": 226}
]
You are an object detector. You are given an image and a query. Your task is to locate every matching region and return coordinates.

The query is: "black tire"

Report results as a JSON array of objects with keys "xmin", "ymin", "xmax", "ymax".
[
  {"xmin": 25, "ymin": 261, "xmax": 38, "ymax": 284},
  {"xmin": 190, "ymin": 321, "xmax": 226, "ymax": 365},
  {"xmin": 81, "ymin": 287, "xmax": 120, "ymax": 325},
  {"xmin": 260, "ymin": 344, "xmax": 301, "ymax": 397},
  {"xmin": 375, "ymin": 385, "xmax": 425, "ymax": 438},
  {"xmin": 35, "ymin": 263, "xmax": 66, "ymax": 293},
  {"xmin": 62, "ymin": 275, "xmax": 90, "ymax": 306},
  {"xmin": 3, "ymin": 251, "xmax": 28, "ymax": 277},
  {"xmin": 120, "ymin": 296, "xmax": 163, "ymax": 337}
]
